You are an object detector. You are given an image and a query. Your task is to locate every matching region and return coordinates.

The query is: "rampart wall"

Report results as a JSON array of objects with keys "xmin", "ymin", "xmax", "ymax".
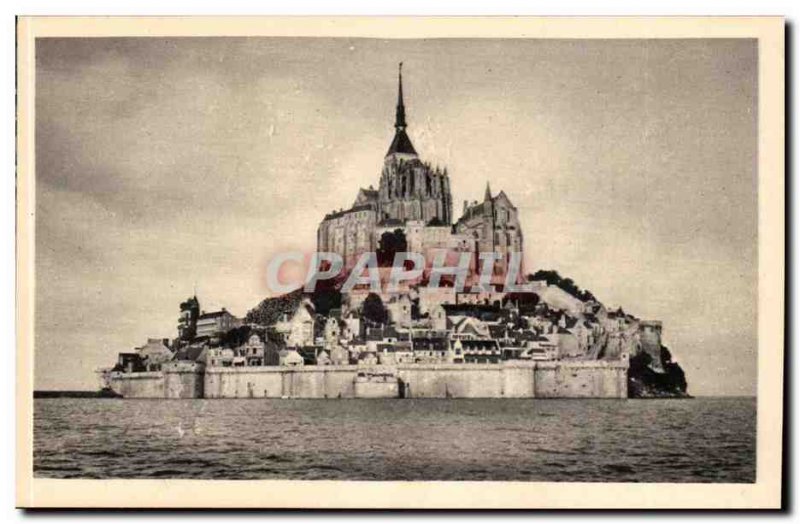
[
  {"xmin": 205, "ymin": 366, "xmax": 357, "ymax": 399},
  {"xmin": 108, "ymin": 371, "xmax": 164, "ymax": 398},
  {"xmin": 108, "ymin": 368, "xmax": 204, "ymax": 399},
  {"xmin": 109, "ymin": 360, "xmax": 627, "ymax": 399},
  {"xmin": 534, "ymin": 360, "xmax": 628, "ymax": 398}
]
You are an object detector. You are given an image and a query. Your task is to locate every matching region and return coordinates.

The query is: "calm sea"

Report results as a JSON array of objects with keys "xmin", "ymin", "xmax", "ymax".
[{"xmin": 34, "ymin": 397, "xmax": 755, "ymax": 482}]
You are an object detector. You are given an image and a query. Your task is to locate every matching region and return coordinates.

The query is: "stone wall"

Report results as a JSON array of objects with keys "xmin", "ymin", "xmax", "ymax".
[
  {"xmin": 395, "ymin": 362, "xmax": 536, "ymax": 398},
  {"xmin": 204, "ymin": 366, "xmax": 358, "ymax": 399},
  {"xmin": 108, "ymin": 371, "xmax": 164, "ymax": 398},
  {"xmin": 354, "ymin": 379, "xmax": 399, "ymax": 398},
  {"xmin": 163, "ymin": 368, "xmax": 205, "ymax": 399},
  {"xmin": 111, "ymin": 360, "xmax": 628, "ymax": 399},
  {"xmin": 108, "ymin": 367, "xmax": 205, "ymax": 399},
  {"xmin": 534, "ymin": 360, "xmax": 628, "ymax": 398}
]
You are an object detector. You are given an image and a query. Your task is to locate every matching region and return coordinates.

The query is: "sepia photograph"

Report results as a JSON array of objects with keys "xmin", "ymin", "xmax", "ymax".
[{"xmin": 15, "ymin": 16, "xmax": 784, "ymax": 509}]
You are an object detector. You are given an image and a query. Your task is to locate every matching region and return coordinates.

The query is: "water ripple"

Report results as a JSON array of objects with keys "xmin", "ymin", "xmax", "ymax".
[{"xmin": 33, "ymin": 397, "xmax": 756, "ymax": 482}]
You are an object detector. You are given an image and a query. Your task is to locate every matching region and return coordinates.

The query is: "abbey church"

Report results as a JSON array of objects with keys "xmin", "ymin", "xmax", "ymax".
[{"xmin": 317, "ymin": 65, "xmax": 524, "ymax": 282}]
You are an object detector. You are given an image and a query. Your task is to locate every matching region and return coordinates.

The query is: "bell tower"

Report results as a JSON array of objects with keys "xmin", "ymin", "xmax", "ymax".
[
  {"xmin": 377, "ymin": 64, "xmax": 453, "ymax": 226},
  {"xmin": 385, "ymin": 62, "xmax": 418, "ymax": 161}
]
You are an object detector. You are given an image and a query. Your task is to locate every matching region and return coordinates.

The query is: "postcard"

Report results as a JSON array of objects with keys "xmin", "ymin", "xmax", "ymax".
[{"xmin": 16, "ymin": 16, "xmax": 784, "ymax": 509}]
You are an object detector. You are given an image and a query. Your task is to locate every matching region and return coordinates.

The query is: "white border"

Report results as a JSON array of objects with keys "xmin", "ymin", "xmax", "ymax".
[{"xmin": 14, "ymin": 15, "xmax": 785, "ymax": 511}]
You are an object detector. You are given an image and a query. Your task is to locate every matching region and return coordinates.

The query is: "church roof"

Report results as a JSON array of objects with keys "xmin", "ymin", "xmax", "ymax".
[
  {"xmin": 456, "ymin": 189, "xmax": 517, "ymax": 225},
  {"xmin": 386, "ymin": 62, "xmax": 418, "ymax": 157},
  {"xmin": 323, "ymin": 203, "xmax": 374, "ymax": 221},
  {"xmin": 461, "ymin": 201, "xmax": 488, "ymax": 219},
  {"xmin": 358, "ymin": 188, "xmax": 378, "ymax": 201},
  {"xmin": 387, "ymin": 129, "xmax": 417, "ymax": 156}
]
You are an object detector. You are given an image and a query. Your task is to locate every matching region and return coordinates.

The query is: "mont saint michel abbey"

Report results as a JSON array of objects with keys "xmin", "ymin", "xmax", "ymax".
[
  {"xmin": 101, "ymin": 66, "xmax": 684, "ymax": 402},
  {"xmin": 316, "ymin": 65, "xmax": 524, "ymax": 281}
]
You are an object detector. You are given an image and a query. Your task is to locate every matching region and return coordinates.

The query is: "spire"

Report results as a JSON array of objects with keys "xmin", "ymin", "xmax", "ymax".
[
  {"xmin": 395, "ymin": 62, "xmax": 406, "ymax": 130},
  {"xmin": 386, "ymin": 62, "xmax": 417, "ymax": 157},
  {"xmin": 484, "ymin": 182, "xmax": 492, "ymax": 202}
]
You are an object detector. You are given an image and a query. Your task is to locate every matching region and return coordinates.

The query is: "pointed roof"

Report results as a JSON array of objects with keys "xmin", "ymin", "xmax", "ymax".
[
  {"xmin": 386, "ymin": 62, "xmax": 417, "ymax": 157},
  {"xmin": 484, "ymin": 182, "xmax": 492, "ymax": 202},
  {"xmin": 395, "ymin": 62, "xmax": 407, "ymax": 130},
  {"xmin": 387, "ymin": 129, "xmax": 417, "ymax": 156}
]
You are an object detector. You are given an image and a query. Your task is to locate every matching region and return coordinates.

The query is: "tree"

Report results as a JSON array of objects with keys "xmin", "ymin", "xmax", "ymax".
[
  {"xmin": 309, "ymin": 261, "xmax": 343, "ymax": 316},
  {"xmin": 377, "ymin": 229, "xmax": 408, "ymax": 267},
  {"xmin": 220, "ymin": 325, "xmax": 253, "ymax": 348},
  {"xmin": 503, "ymin": 291, "xmax": 540, "ymax": 314},
  {"xmin": 362, "ymin": 293, "xmax": 388, "ymax": 325},
  {"xmin": 527, "ymin": 269, "xmax": 596, "ymax": 302},
  {"xmin": 245, "ymin": 288, "xmax": 304, "ymax": 326}
]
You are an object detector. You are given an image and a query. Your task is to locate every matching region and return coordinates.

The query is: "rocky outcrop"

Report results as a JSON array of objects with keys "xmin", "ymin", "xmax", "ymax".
[{"xmin": 628, "ymin": 346, "xmax": 691, "ymax": 398}]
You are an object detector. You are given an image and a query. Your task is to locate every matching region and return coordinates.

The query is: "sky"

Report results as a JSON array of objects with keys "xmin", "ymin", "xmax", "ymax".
[{"xmin": 34, "ymin": 38, "xmax": 757, "ymax": 395}]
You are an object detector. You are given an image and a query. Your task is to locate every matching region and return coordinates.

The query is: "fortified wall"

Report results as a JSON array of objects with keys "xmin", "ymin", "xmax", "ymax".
[
  {"xmin": 108, "ymin": 360, "xmax": 628, "ymax": 399},
  {"xmin": 107, "ymin": 362, "xmax": 204, "ymax": 399}
]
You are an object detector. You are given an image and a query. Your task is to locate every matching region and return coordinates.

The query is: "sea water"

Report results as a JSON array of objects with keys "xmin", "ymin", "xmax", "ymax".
[{"xmin": 33, "ymin": 397, "xmax": 755, "ymax": 482}]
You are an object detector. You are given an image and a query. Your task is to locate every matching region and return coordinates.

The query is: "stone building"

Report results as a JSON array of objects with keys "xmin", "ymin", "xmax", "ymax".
[
  {"xmin": 238, "ymin": 333, "xmax": 265, "ymax": 366},
  {"xmin": 452, "ymin": 339, "xmax": 502, "ymax": 364},
  {"xmin": 316, "ymin": 64, "xmax": 523, "ymax": 281},
  {"xmin": 455, "ymin": 184, "xmax": 524, "ymax": 282},
  {"xmin": 134, "ymin": 338, "xmax": 173, "ymax": 371},
  {"xmin": 278, "ymin": 349, "xmax": 305, "ymax": 367},
  {"xmin": 329, "ymin": 343, "xmax": 350, "ymax": 365},
  {"xmin": 376, "ymin": 341, "xmax": 414, "ymax": 365},
  {"xmin": 206, "ymin": 347, "xmax": 237, "ymax": 367},
  {"xmin": 274, "ymin": 299, "xmax": 316, "ymax": 348},
  {"xmin": 323, "ymin": 316, "xmax": 342, "ymax": 346},
  {"xmin": 116, "ymin": 352, "xmax": 145, "ymax": 373},
  {"xmin": 196, "ymin": 308, "xmax": 240, "ymax": 338},
  {"xmin": 385, "ymin": 294, "xmax": 413, "ymax": 326},
  {"xmin": 411, "ymin": 336, "xmax": 450, "ymax": 363}
]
